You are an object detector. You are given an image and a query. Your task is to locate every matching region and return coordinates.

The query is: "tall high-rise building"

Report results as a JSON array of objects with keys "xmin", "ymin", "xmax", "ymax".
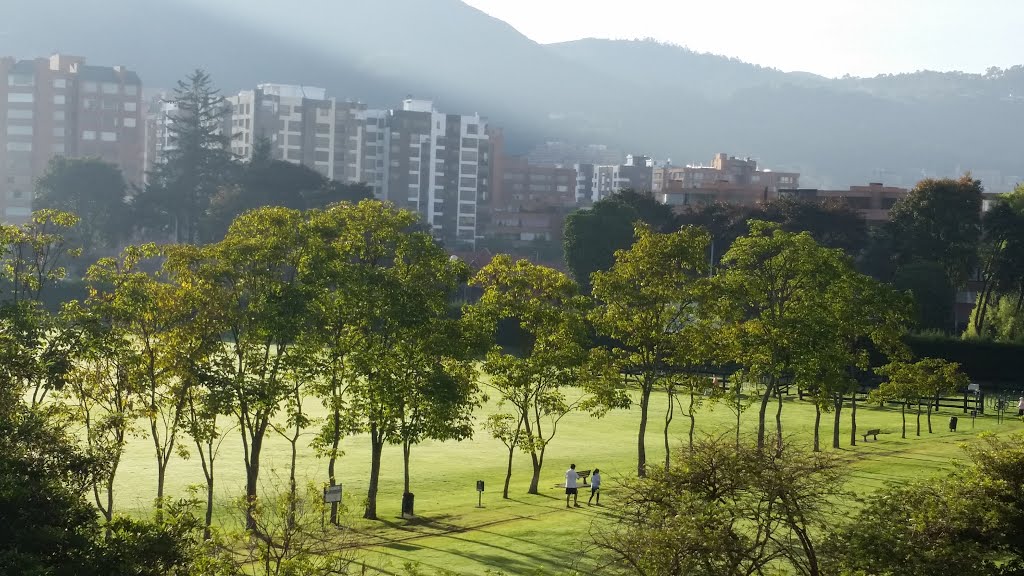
[
  {"xmin": 216, "ymin": 88, "xmax": 488, "ymax": 248},
  {"xmin": 0, "ymin": 54, "xmax": 143, "ymax": 223},
  {"xmin": 226, "ymin": 84, "xmax": 337, "ymax": 179},
  {"xmin": 379, "ymin": 99, "xmax": 489, "ymax": 250}
]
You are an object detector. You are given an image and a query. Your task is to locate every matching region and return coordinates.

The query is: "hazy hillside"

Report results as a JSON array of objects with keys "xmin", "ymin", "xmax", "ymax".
[{"xmin": 1, "ymin": 0, "xmax": 1022, "ymax": 189}]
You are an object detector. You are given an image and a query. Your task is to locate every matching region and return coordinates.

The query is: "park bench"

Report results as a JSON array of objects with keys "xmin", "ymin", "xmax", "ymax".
[
  {"xmin": 861, "ymin": 429, "xmax": 880, "ymax": 442},
  {"xmin": 556, "ymin": 469, "xmax": 592, "ymax": 488}
]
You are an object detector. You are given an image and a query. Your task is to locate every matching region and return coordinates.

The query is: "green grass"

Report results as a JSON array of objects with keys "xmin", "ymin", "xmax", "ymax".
[{"xmin": 110, "ymin": 389, "xmax": 1024, "ymax": 575}]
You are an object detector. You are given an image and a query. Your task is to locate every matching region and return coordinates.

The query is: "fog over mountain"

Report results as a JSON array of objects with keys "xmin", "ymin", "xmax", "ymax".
[{"xmin": 3, "ymin": 0, "xmax": 1023, "ymax": 189}]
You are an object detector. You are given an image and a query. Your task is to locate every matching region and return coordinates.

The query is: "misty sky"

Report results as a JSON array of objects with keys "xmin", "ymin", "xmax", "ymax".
[{"xmin": 463, "ymin": 0, "xmax": 1022, "ymax": 78}]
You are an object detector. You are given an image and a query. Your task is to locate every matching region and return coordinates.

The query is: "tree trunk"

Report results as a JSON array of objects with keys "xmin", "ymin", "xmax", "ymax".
[
  {"xmin": 756, "ymin": 378, "xmax": 773, "ymax": 452},
  {"xmin": 663, "ymin": 388, "xmax": 674, "ymax": 473},
  {"xmin": 927, "ymin": 398, "xmax": 934, "ymax": 434},
  {"xmin": 850, "ymin": 393, "xmax": 858, "ymax": 447},
  {"xmin": 328, "ymin": 407, "xmax": 342, "ymax": 525},
  {"xmin": 638, "ymin": 377, "xmax": 653, "ymax": 477},
  {"xmin": 916, "ymin": 402, "xmax": 922, "ymax": 437},
  {"xmin": 775, "ymin": 388, "xmax": 784, "ymax": 454},
  {"xmin": 244, "ymin": 430, "xmax": 265, "ymax": 531},
  {"xmin": 204, "ymin": 473, "xmax": 214, "ymax": 540},
  {"xmin": 832, "ymin": 396, "xmax": 842, "ymax": 450},
  {"xmin": 403, "ymin": 439, "xmax": 412, "ymax": 496},
  {"xmin": 155, "ymin": 459, "xmax": 167, "ymax": 523},
  {"xmin": 813, "ymin": 403, "xmax": 821, "ymax": 452},
  {"xmin": 901, "ymin": 403, "xmax": 907, "ymax": 439},
  {"xmin": 364, "ymin": 425, "xmax": 384, "ymax": 520},
  {"xmin": 688, "ymin": 391, "xmax": 696, "ymax": 453},
  {"xmin": 502, "ymin": 444, "xmax": 514, "ymax": 499},
  {"xmin": 528, "ymin": 449, "xmax": 542, "ymax": 495}
]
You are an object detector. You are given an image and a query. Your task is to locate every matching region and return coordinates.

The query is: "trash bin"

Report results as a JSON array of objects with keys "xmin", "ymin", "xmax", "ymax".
[
  {"xmin": 949, "ymin": 416, "xmax": 958, "ymax": 432},
  {"xmin": 402, "ymin": 492, "xmax": 415, "ymax": 517}
]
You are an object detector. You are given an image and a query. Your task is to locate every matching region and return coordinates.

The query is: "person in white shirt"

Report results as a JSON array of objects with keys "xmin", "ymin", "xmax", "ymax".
[
  {"xmin": 1018, "ymin": 396, "xmax": 1024, "ymax": 417},
  {"xmin": 588, "ymin": 468, "xmax": 601, "ymax": 506},
  {"xmin": 565, "ymin": 464, "xmax": 580, "ymax": 508}
]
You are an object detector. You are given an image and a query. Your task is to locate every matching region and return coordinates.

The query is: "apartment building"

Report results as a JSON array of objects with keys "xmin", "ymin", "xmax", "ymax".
[
  {"xmin": 225, "ymin": 84, "xmax": 337, "ymax": 178},
  {"xmin": 1, "ymin": 54, "xmax": 143, "ymax": 223},
  {"xmin": 574, "ymin": 154, "xmax": 654, "ymax": 203},
  {"xmin": 655, "ymin": 152, "xmax": 798, "ymax": 194},
  {"xmin": 657, "ymin": 153, "xmax": 800, "ymax": 207},
  {"xmin": 485, "ymin": 130, "xmax": 576, "ymax": 248},
  {"xmin": 377, "ymin": 99, "xmax": 489, "ymax": 250},
  {"xmin": 780, "ymin": 182, "xmax": 909, "ymax": 224}
]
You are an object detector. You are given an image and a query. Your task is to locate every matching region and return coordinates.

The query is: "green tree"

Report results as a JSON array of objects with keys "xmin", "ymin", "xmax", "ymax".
[
  {"xmin": 872, "ymin": 358, "xmax": 962, "ymax": 438},
  {"xmin": 888, "ymin": 175, "xmax": 983, "ymax": 287},
  {"xmin": 140, "ymin": 69, "xmax": 235, "ymax": 244},
  {"xmin": 589, "ymin": 224, "xmax": 713, "ymax": 477},
  {"xmin": 969, "ymin": 185, "xmax": 1024, "ymax": 338},
  {"xmin": 0, "ymin": 210, "xmax": 82, "ymax": 408},
  {"xmin": 893, "ymin": 260, "xmax": 956, "ymax": 332},
  {"xmin": 590, "ymin": 436, "xmax": 844, "ymax": 576},
  {"xmin": 716, "ymin": 221, "xmax": 848, "ymax": 452},
  {"xmin": 563, "ymin": 199, "xmax": 639, "ymax": 293},
  {"xmin": 336, "ymin": 200, "xmax": 467, "ymax": 520},
  {"xmin": 467, "ymin": 255, "xmax": 627, "ymax": 494},
  {"xmin": 62, "ymin": 293, "xmax": 145, "ymax": 524},
  {"xmin": 182, "ymin": 207, "xmax": 310, "ymax": 530},
  {"xmin": 827, "ymin": 433, "xmax": 1024, "ymax": 576},
  {"xmin": 34, "ymin": 157, "xmax": 130, "ymax": 258},
  {"xmin": 390, "ymin": 321, "xmax": 479, "ymax": 499},
  {"xmin": 762, "ymin": 196, "xmax": 870, "ymax": 257}
]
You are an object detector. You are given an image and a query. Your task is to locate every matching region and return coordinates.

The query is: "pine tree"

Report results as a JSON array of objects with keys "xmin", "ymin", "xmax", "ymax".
[{"xmin": 144, "ymin": 70, "xmax": 235, "ymax": 244}]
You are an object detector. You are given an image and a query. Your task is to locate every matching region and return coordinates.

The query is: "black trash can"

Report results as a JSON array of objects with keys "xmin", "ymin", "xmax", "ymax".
[
  {"xmin": 402, "ymin": 492, "xmax": 415, "ymax": 517},
  {"xmin": 949, "ymin": 416, "xmax": 958, "ymax": 432}
]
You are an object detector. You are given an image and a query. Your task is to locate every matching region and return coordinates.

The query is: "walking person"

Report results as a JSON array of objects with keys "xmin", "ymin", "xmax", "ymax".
[
  {"xmin": 565, "ymin": 464, "xmax": 580, "ymax": 508},
  {"xmin": 1017, "ymin": 395, "xmax": 1024, "ymax": 417},
  {"xmin": 587, "ymin": 468, "xmax": 601, "ymax": 506}
]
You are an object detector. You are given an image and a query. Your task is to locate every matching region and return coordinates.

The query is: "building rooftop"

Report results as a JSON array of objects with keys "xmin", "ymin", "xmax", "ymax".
[{"xmin": 257, "ymin": 84, "xmax": 327, "ymax": 100}]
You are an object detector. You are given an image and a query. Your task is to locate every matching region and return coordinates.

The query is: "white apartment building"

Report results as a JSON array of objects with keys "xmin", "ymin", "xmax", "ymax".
[{"xmin": 153, "ymin": 84, "xmax": 488, "ymax": 249}]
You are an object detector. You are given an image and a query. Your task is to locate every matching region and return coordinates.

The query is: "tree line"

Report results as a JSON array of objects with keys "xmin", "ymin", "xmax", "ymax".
[{"xmin": 567, "ymin": 177, "xmax": 1024, "ymax": 339}]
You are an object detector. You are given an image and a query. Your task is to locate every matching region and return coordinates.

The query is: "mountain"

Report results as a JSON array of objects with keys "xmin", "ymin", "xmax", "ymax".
[{"xmin": 2, "ymin": 0, "xmax": 1022, "ymax": 190}]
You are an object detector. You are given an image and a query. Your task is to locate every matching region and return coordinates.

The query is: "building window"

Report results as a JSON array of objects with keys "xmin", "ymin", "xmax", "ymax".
[
  {"xmin": 124, "ymin": 117, "xmax": 136, "ymax": 128},
  {"xmin": 102, "ymin": 100, "xmax": 116, "ymax": 111},
  {"xmin": 125, "ymin": 84, "xmax": 138, "ymax": 96},
  {"xmin": 460, "ymin": 177, "xmax": 477, "ymax": 188},
  {"xmin": 461, "ymin": 150, "xmax": 478, "ymax": 162},
  {"xmin": 7, "ymin": 74, "xmax": 34, "ymax": 87},
  {"xmin": 7, "ymin": 92, "xmax": 33, "ymax": 103},
  {"xmin": 52, "ymin": 126, "xmax": 64, "ymax": 138},
  {"xmin": 7, "ymin": 109, "xmax": 33, "ymax": 120},
  {"xmin": 462, "ymin": 137, "xmax": 477, "ymax": 148},
  {"xmin": 315, "ymin": 136, "xmax": 330, "ymax": 149},
  {"xmin": 52, "ymin": 77, "xmax": 66, "ymax": 89},
  {"xmin": 82, "ymin": 81, "xmax": 98, "ymax": 93},
  {"xmin": 54, "ymin": 110, "xmax": 65, "ymax": 122},
  {"xmin": 315, "ymin": 151, "xmax": 330, "ymax": 162},
  {"xmin": 6, "ymin": 125, "xmax": 33, "ymax": 136},
  {"xmin": 101, "ymin": 82, "xmax": 119, "ymax": 94},
  {"xmin": 124, "ymin": 101, "xmax": 137, "ymax": 112},
  {"xmin": 53, "ymin": 143, "xmax": 65, "ymax": 155},
  {"xmin": 82, "ymin": 130, "xmax": 97, "ymax": 141},
  {"xmin": 6, "ymin": 142, "xmax": 32, "ymax": 152}
]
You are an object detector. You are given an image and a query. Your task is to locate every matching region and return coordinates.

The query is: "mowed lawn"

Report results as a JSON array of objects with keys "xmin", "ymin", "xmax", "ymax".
[{"xmin": 109, "ymin": 386, "xmax": 1024, "ymax": 575}]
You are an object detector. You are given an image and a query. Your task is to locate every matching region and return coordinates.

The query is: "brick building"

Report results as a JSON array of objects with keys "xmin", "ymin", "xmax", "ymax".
[{"xmin": 1, "ymin": 54, "xmax": 143, "ymax": 223}]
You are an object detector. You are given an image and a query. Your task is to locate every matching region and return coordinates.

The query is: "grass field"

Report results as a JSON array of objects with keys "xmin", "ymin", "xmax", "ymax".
[{"xmin": 109, "ymin": 387, "xmax": 1024, "ymax": 575}]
